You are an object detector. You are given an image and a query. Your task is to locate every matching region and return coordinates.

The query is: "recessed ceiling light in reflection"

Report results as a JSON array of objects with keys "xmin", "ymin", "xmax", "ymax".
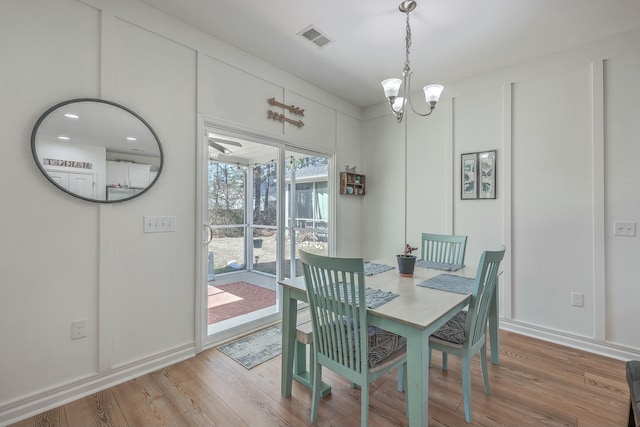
[
  {"xmin": 126, "ymin": 136, "xmax": 137, "ymax": 141},
  {"xmin": 64, "ymin": 113, "xmax": 79, "ymax": 119},
  {"xmin": 57, "ymin": 136, "xmax": 70, "ymax": 140}
]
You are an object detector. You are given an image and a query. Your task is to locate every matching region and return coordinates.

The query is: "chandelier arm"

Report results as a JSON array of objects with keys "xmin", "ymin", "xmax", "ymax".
[{"xmin": 405, "ymin": 72, "xmax": 435, "ymax": 117}]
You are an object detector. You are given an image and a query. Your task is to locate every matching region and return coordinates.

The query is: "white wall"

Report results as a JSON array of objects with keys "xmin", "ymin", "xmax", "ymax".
[
  {"xmin": 0, "ymin": 0, "xmax": 364, "ymax": 424},
  {"xmin": 604, "ymin": 52, "xmax": 640, "ymax": 349},
  {"xmin": 364, "ymin": 28, "xmax": 640, "ymax": 359}
]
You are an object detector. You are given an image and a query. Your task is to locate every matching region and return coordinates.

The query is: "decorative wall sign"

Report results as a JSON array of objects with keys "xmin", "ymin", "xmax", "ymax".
[
  {"xmin": 43, "ymin": 158, "xmax": 92, "ymax": 169},
  {"xmin": 267, "ymin": 110, "xmax": 305, "ymax": 128},
  {"xmin": 266, "ymin": 98, "xmax": 306, "ymax": 128},
  {"xmin": 267, "ymin": 97, "xmax": 305, "ymax": 116}
]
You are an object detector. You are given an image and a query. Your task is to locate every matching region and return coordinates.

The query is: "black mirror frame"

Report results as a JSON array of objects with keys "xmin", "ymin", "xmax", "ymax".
[{"xmin": 31, "ymin": 98, "xmax": 163, "ymax": 203}]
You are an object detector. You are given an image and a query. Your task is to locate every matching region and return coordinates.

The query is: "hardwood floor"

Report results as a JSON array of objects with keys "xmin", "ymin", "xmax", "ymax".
[{"xmin": 10, "ymin": 330, "xmax": 629, "ymax": 427}]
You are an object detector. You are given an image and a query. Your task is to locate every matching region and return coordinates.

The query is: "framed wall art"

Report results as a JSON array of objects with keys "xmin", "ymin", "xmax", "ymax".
[
  {"xmin": 478, "ymin": 150, "xmax": 496, "ymax": 199},
  {"xmin": 461, "ymin": 152, "xmax": 478, "ymax": 200}
]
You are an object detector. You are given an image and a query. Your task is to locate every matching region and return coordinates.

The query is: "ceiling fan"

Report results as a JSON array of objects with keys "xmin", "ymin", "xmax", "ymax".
[{"xmin": 208, "ymin": 138, "xmax": 242, "ymax": 155}]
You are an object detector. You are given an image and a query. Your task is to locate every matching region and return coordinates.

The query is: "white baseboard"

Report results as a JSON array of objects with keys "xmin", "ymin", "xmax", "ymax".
[
  {"xmin": 501, "ymin": 319, "xmax": 640, "ymax": 361},
  {"xmin": 0, "ymin": 344, "xmax": 196, "ymax": 426}
]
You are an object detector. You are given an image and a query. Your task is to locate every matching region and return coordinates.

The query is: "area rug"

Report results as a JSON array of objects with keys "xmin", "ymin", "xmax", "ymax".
[
  {"xmin": 208, "ymin": 281, "xmax": 276, "ymax": 325},
  {"xmin": 218, "ymin": 324, "xmax": 282, "ymax": 369}
]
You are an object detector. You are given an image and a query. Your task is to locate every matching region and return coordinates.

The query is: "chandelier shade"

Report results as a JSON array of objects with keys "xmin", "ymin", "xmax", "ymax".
[
  {"xmin": 382, "ymin": 0, "xmax": 443, "ymax": 123},
  {"xmin": 423, "ymin": 84, "xmax": 444, "ymax": 105},
  {"xmin": 382, "ymin": 78, "xmax": 402, "ymax": 99}
]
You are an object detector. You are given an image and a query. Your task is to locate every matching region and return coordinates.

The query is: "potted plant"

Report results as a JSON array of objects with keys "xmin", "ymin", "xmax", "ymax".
[{"xmin": 397, "ymin": 244, "xmax": 418, "ymax": 277}]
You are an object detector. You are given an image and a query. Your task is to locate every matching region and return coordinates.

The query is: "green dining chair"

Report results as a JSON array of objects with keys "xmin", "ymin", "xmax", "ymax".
[
  {"xmin": 421, "ymin": 232, "xmax": 468, "ymax": 265},
  {"xmin": 428, "ymin": 245, "xmax": 505, "ymax": 423},
  {"xmin": 299, "ymin": 250, "xmax": 408, "ymax": 427}
]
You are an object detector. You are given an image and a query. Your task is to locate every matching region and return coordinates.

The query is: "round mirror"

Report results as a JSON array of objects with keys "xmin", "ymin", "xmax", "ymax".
[{"xmin": 31, "ymin": 98, "xmax": 163, "ymax": 203}]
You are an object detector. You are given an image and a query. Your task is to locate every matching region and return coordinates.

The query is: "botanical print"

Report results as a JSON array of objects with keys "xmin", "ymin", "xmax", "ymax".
[
  {"xmin": 480, "ymin": 157, "xmax": 493, "ymax": 194},
  {"xmin": 478, "ymin": 150, "xmax": 496, "ymax": 199},
  {"xmin": 461, "ymin": 153, "xmax": 477, "ymax": 199},
  {"xmin": 464, "ymin": 159, "xmax": 476, "ymax": 194}
]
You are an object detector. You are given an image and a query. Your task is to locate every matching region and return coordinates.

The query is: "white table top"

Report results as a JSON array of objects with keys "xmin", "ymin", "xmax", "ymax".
[{"xmin": 279, "ymin": 257, "xmax": 475, "ymax": 329}]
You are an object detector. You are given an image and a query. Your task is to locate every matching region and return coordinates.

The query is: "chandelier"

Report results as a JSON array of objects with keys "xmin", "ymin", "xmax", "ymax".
[{"xmin": 381, "ymin": 0, "xmax": 444, "ymax": 123}]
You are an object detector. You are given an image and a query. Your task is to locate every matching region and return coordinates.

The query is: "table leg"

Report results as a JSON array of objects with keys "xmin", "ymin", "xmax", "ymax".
[
  {"xmin": 292, "ymin": 340, "xmax": 332, "ymax": 397},
  {"xmin": 281, "ymin": 287, "xmax": 297, "ymax": 397},
  {"xmin": 489, "ymin": 286, "xmax": 499, "ymax": 365},
  {"xmin": 405, "ymin": 328, "xmax": 429, "ymax": 427}
]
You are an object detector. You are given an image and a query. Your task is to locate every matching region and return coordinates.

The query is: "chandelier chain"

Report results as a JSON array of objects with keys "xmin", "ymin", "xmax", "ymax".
[{"xmin": 404, "ymin": 10, "xmax": 412, "ymax": 75}]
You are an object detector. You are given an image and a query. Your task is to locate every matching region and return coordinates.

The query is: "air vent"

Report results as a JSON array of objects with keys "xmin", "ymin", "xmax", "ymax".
[{"xmin": 298, "ymin": 26, "xmax": 332, "ymax": 48}]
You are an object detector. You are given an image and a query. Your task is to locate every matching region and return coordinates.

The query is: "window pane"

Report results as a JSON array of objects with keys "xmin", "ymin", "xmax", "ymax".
[
  {"xmin": 209, "ymin": 226, "xmax": 245, "ymax": 274},
  {"xmin": 253, "ymin": 163, "xmax": 277, "ymax": 226},
  {"xmin": 208, "ymin": 161, "xmax": 245, "ymax": 225},
  {"xmin": 252, "ymin": 227, "xmax": 277, "ymax": 275}
]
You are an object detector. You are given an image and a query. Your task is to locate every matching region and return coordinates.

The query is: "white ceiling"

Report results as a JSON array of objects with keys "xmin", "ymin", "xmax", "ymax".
[{"xmin": 139, "ymin": 0, "xmax": 640, "ymax": 109}]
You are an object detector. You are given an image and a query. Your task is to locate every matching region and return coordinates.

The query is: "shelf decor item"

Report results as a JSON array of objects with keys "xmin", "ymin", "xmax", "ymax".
[{"xmin": 397, "ymin": 244, "xmax": 418, "ymax": 277}]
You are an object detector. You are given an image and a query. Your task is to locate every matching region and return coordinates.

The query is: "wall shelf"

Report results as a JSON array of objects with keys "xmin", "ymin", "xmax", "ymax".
[{"xmin": 340, "ymin": 172, "xmax": 365, "ymax": 195}]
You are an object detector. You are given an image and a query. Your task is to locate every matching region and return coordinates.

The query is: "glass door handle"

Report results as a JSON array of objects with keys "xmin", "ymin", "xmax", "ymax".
[{"xmin": 203, "ymin": 224, "xmax": 213, "ymax": 244}]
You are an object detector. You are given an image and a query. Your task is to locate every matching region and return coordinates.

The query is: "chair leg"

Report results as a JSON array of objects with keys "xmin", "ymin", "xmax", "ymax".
[
  {"xmin": 442, "ymin": 352, "xmax": 449, "ymax": 371},
  {"xmin": 480, "ymin": 344, "xmax": 490, "ymax": 395},
  {"xmin": 361, "ymin": 381, "xmax": 369, "ymax": 427},
  {"xmin": 403, "ymin": 362, "xmax": 409, "ymax": 417},
  {"xmin": 310, "ymin": 363, "xmax": 322, "ymax": 423},
  {"xmin": 428, "ymin": 348, "xmax": 432, "ymax": 367},
  {"xmin": 309, "ymin": 343, "xmax": 315, "ymax": 381},
  {"xmin": 397, "ymin": 365, "xmax": 405, "ymax": 391},
  {"xmin": 461, "ymin": 356, "xmax": 473, "ymax": 423}
]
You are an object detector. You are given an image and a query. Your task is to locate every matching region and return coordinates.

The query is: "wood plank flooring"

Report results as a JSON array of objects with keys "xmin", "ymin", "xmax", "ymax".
[{"xmin": 10, "ymin": 330, "xmax": 629, "ymax": 426}]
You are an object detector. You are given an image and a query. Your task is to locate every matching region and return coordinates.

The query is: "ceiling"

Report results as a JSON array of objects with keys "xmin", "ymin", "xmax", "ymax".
[{"xmin": 139, "ymin": 0, "xmax": 640, "ymax": 109}]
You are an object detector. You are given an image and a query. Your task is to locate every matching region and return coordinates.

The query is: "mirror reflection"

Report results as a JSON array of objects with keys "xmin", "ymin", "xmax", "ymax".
[{"xmin": 31, "ymin": 98, "xmax": 163, "ymax": 202}]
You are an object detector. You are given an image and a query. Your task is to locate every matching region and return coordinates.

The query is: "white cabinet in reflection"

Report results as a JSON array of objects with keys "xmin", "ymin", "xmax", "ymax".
[
  {"xmin": 106, "ymin": 161, "xmax": 151, "ymax": 188},
  {"xmin": 47, "ymin": 169, "xmax": 97, "ymax": 199}
]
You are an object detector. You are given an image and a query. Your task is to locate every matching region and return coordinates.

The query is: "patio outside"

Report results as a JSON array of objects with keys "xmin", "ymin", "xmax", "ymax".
[{"xmin": 209, "ymin": 228, "xmax": 329, "ymax": 277}]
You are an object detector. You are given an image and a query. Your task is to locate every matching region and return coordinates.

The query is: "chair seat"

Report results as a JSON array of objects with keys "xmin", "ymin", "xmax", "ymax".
[
  {"xmin": 368, "ymin": 326, "xmax": 407, "ymax": 369},
  {"xmin": 431, "ymin": 311, "xmax": 467, "ymax": 345},
  {"xmin": 370, "ymin": 345, "xmax": 407, "ymax": 374},
  {"xmin": 326, "ymin": 320, "xmax": 407, "ymax": 369}
]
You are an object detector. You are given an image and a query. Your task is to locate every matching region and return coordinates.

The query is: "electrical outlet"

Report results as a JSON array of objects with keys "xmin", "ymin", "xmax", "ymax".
[
  {"xmin": 571, "ymin": 292, "xmax": 584, "ymax": 307},
  {"xmin": 614, "ymin": 221, "xmax": 636, "ymax": 237},
  {"xmin": 71, "ymin": 319, "xmax": 87, "ymax": 340}
]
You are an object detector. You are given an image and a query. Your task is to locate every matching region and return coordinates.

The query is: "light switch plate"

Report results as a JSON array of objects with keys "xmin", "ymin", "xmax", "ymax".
[
  {"xmin": 614, "ymin": 221, "xmax": 636, "ymax": 237},
  {"xmin": 144, "ymin": 216, "xmax": 176, "ymax": 233}
]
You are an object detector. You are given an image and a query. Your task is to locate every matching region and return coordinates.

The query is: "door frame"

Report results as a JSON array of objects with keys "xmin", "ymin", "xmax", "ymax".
[{"xmin": 196, "ymin": 117, "xmax": 335, "ymax": 352}]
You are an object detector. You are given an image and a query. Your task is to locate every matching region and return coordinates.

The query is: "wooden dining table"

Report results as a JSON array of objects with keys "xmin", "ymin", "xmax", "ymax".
[{"xmin": 279, "ymin": 257, "xmax": 500, "ymax": 427}]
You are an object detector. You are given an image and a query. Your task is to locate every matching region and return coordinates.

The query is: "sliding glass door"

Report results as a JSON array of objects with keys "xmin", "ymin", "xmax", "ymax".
[
  {"xmin": 201, "ymin": 125, "xmax": 331, "ymax": 346},
  {"xmin": 284, "ymin": 153, "xmax": 330, "ymax": 279}
]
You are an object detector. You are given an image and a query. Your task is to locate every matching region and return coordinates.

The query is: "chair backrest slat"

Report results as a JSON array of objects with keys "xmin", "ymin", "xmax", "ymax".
[
  {"xmin": 465, "ymin": 246, "xmax": 505, "ymax": 349},
  {"xmin": 300, "ymin": 250, "xmax": 367, "ymax": 374},
  {"xmin": 421, "ymin": 233, "xmax": 468, "ymax": 265}
]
